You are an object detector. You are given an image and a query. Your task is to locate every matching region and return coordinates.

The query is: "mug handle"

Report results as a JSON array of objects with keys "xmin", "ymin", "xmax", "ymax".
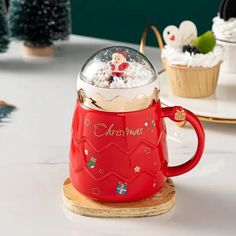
[{"xmin": 161, "ymin": 106, "xmax": 205, "ymax": 177}]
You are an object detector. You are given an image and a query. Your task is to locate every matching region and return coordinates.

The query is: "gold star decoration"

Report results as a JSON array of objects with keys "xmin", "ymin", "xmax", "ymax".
[
  {"xmin": 134, "ymin": 166, "xmax": 141, "ymax": 173},
  {"xmin": 144, "ymin": 147, "xmax": 151, "ymax": 155}
]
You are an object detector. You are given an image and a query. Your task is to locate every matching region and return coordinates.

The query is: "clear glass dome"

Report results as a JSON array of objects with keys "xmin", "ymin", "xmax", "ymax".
[{"xmin": 80, "ymin": 46, "xmax": 157, "ymax": 89}]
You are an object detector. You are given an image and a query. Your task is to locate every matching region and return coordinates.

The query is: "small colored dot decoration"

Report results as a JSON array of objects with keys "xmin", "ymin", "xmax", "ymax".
[
  {"xmin": 144, "ymin": 117, "xmax": 156, "ymax": 132},
  {"xmin": 116, "ymin": 182, "xmax": 128, "ymax": 195},
  {"xmin": 153, "ymin": 180, "xmax": 157, "ymax": 187},
  {"xmin": 85, "ymin": 118, "xmax": 90, "ymax": 127}
]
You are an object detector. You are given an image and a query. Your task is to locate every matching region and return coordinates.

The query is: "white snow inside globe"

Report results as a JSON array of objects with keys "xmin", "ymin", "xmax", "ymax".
[{"xmin": 80, "ymin": 46, "xmax": 157, "ymax": 89}]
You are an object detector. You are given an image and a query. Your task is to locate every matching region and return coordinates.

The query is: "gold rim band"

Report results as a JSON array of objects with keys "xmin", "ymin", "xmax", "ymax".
[{"xmin": 78, "ymin": 88, "xmax": 160, "ymax": 112}]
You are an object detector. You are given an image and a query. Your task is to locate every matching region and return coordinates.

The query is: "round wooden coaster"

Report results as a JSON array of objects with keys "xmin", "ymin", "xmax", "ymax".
[
  {"xmin": 62, "ymin": 178, "xmax": 175, "ymax": 218},
  {"xmin": 22, "ymin": 43, "xmax": 54, "ymax": 57}
]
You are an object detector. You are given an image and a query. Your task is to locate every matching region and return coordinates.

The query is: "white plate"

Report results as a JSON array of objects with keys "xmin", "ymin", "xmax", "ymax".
[{"xmin": 159, "ymin": 71, "xmax": 236, "ymax": 123}]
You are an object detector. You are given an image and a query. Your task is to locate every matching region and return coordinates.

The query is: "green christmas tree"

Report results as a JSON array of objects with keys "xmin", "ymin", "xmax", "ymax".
[
  {"xmin": 9, "ymin": 0, "xmax": 71, "ymax": 49},
  {"xmin": 0, "ymin": 0, "xmax": 9, "ymax": 52}
]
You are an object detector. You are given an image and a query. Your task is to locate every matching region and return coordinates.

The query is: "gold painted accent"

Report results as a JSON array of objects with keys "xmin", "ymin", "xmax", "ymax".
[
  {"xmin": 78, "ymin": 89, "xmax": 85, "ymax": 103},
  {"xmin": 93, "ymin": 123, "xmax": 143, "ymax": 137},
  {"xmin": 84, "ymin": 149, "xmax": 88, "ymax": 155},
  {"xmin": 78, "ymin": 88, "xmax": 159, "ymax": 112},
  {"xmin": 198, "ymin": 116, "xmax": 236, "ymax": 124},
  {"xmin": 134, "ymin": 166, "xmax": 141, "ymax": 173},
  {"xmin": 174, "ymin": 110, "xmax": 186, "ymax": 121},
  {"xmin": 161, "ymin": 102, "xmax": 236, "ymax": 125},
  {"xmin": 176, "ymin": 121, "xmax": 187, "ymax": 127}
]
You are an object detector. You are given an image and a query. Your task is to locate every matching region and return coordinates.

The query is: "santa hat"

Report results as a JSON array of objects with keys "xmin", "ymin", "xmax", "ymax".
[{"xmin": 114, "ymin": 51, "xmax": 126, "ymax": 58}]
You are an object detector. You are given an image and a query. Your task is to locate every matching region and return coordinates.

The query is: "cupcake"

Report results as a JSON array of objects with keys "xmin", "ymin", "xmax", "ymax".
[
  {"xmin": 161, "ymin": 21, "xmax": 223, "ymax": 98},
  {"xmin": 212, "ymin": 0, "xmax": 236, "ymax": 73}
]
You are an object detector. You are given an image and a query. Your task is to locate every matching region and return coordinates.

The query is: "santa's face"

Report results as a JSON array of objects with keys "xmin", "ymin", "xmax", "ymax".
[{"xmin": 112, "ymin": 53, "xmax": 124, "ymax": 65}]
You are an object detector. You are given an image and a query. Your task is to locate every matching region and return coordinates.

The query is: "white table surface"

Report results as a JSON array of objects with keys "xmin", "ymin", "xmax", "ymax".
[{"xmin": 0, "ymin": 35, "xmax": 235, "ymax": 236}]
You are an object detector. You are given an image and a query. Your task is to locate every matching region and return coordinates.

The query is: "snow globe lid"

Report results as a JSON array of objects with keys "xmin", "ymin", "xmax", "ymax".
[
  {"xmin": 77, "ymin": 46, "xmax": 159, "ymax": 111},
  {"xmin": 80, "ymin": 46, "xmax": 157, "ymax": 89}
]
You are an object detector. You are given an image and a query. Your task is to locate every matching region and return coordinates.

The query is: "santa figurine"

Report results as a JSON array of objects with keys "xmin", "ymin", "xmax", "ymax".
[{"xmin": 107, "ymin": 51, "xmax": 129, "ymax": 78}]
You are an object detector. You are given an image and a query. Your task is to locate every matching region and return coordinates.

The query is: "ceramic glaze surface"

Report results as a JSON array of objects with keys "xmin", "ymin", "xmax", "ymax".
[
  {"xmin": 70, "ymin": 99, "xmax": 204, "ymax": 202},
  {"xmin": 71, "ymin": 102, "xmax": 167, "ymax": 202}
]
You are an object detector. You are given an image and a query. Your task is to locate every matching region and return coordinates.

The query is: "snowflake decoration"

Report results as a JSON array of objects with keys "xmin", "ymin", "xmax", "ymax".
[{"xmin": 92, "ymin": 187, "xmax": 101, "ymax": 195}]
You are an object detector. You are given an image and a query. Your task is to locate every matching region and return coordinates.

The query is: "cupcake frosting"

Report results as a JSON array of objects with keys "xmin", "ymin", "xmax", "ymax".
[
  {"xmin": 212, "ymin": 16, "xmax": 236, "ymax": 42},
  {"xmin": 161, "ymin": 45, "xmax": 223, "ymax": 68}
]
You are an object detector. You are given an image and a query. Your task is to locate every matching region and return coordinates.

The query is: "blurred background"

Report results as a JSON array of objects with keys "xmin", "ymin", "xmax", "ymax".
[{"xmin": 71, "ymin": 0, "xmax": 221, "ymax": 46}]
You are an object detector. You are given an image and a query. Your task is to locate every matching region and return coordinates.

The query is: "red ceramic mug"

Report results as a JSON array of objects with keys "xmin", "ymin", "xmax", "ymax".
[
  {"xmin": 70, "ymin": 100, "xmax": 204, "ymax": 203},
  {"xmin": 69, "ymin": 46, "xmax": 205, "ymax": 203}
]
